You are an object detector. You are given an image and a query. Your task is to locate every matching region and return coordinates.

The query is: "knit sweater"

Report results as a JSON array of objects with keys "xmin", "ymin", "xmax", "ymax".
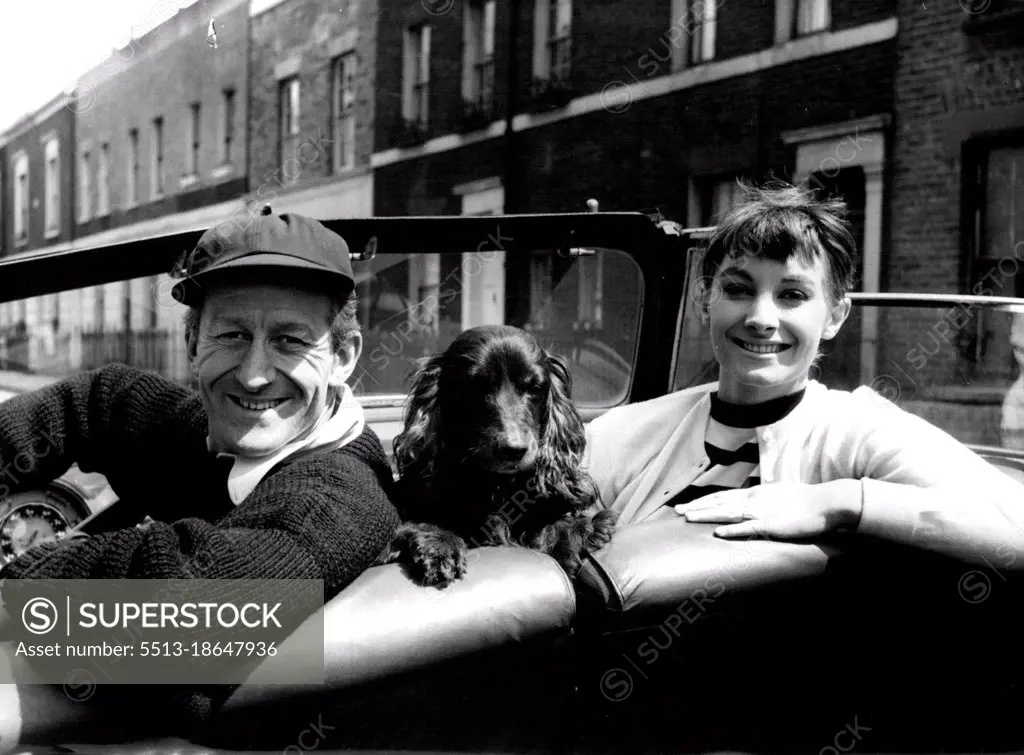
[{"xmin": 0, "ymin": 363, "xmax": 401, "ymax": 733}]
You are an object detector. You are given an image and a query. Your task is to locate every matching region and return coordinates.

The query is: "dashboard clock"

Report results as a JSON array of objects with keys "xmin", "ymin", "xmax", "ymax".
[{"xmin": 0, "ymin": 483, "xmax": 90, "ymax": 564}]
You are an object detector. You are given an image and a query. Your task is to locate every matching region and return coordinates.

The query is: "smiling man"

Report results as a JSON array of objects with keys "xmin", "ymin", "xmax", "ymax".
[{"xmin": 0, "ymin": 207, "xmax": 401, "ymax": 748}]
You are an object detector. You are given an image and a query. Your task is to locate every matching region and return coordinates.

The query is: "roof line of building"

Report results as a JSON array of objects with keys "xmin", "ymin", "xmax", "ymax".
[{"xmin": 0, "ymin": 93, "xmax": 70, "ymax": 150}]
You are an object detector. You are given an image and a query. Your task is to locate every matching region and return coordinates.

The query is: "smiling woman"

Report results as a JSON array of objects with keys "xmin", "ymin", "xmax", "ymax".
[{"xmin": 584, "ymin": 181, "xmax": 1024, "ymax": 574}]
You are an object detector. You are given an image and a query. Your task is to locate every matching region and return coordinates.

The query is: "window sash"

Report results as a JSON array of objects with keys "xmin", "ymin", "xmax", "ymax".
[
  {"xmin": 44, "ymin": 143, "xmax": 60, "ymax": 234},
  {"xmin": 223, "ymin": 89, "xmax": 235, "ymax": 163},
  {"xmin": 98, "ymin": 144, "xmax": 110, "ymax": 216},
  {"xmin": 188, "ymin": 103, "xmax": 201, "ymax": 175},
  {"xmin": 13, "ymin": 157, "xmax": 28, "ymax": 241},
  {"xmin": 152, "ymin": 118, "xmax": 164, "ymax": 197},
  {"xmin": 280, "ymin": 79, "xmax": 301, "ymax": 181},
  {"xmin": 80, "ymin": 152, "xmax": 92, "ymax": 221},
  {"xmin": 796, "ymin": 0, "xmax": 830, "ymax": 35},
  {"xmin": 128, "ymin": 130, "xmax": 140, "ymax": 205},
  {"xmin": 689, "ymin": 0, "xmax": 717, "ymax": 63}
]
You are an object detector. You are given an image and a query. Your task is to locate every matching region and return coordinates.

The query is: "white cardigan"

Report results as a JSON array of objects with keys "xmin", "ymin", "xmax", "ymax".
[{"xmin": 584, "ymin": 381, "xmax": 1024, "ymax": 565}]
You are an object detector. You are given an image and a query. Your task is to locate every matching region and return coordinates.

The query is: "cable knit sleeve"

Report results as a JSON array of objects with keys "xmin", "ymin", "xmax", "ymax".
[
  {"xmin": 3, "ymin": 436, "xmax": 401, "ymax": 594},
  {"xmin": 0, "ymin": 362, "xmax": 194, "ymax": 498},
  {"xmin": 840, "ymin": 387, "xmax": 1024, "ymax": 566}
]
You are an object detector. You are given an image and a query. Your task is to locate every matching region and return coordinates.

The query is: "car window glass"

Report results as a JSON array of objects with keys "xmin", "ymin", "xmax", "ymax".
[
  {"xmin": 671, "ymin": 252, "xmax": 1024, "ymax": 446},
  {"xmin": 0, "ymin": 247, "xmax": 642, "ymax": 409}
]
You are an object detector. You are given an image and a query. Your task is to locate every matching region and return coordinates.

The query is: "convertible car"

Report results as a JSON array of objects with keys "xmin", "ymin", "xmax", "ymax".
[{"xmin": 1, "ymin": 210, "xmax": 1024, "ymax": 754}]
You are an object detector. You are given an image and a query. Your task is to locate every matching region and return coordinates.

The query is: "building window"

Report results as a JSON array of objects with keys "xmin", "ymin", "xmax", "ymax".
[
  {"xmin": 12, "ymin": 153, "xmax": 28, "ymax": 245},
  {"xmin": 186, "ymin": 103, "xmax": 201, "ymax": 176},
  {"xmin": 689, "ymin": 0, "xmax": 717, "ymax": 63},
  {"xmin": 44, "ymin": 138, "xmax": 60, "ymax": 238},
  {"xmin": 332, "ymin": 53, "xmax": 357, "ymax": 172},
  {"xmin": 529, "ymin": 251, "xmax": 553, "ymax": 331},
  {"xmin": 127, "ymin": 128, "xmax": 140, "ymax": 205},
  {"xmin": 403, "ymin": 24, "xmax": 431, "ymax": 128},
  {"xmin": 222, "ymin": 88, "xmax": 236, "ymax": 164},
  {"xmin": 577, "ymin": 254, "xmax": 604, "ymax": 331},
  {"xmin": 463, "ymin": 0, "xmax": 496, "ymax": 112},
  {"xmin": 98, "ymin": 143, "xmax": 110, "ymax": 216},
  {"xmin": 689, "ymin": 175, "xmax": 743, "ymax": 227},
  {"xmin": 971, "ymin": 140, "xmax": 1024, "ymax": 296},
  {"xmin": 533, "ymin": 0, "xmax": 572, "ymax": 82},
  {"xmin": 795, "ymin": 0, "xmax": 830, "ymax": 35},
  {"xmin": 79, "ymin": 150, "xmax": 92, "ymax": 223},
  {"xmin": 279, "ymin": 77, "xmax": 301, "ymax": 183},
  {"xmin": 151, "ymin": 116, "xmax": 164, "ymax": 198}
]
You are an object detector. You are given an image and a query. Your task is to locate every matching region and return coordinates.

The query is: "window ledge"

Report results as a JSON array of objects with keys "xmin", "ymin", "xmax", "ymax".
[
  {"xmin": 179, "ymin": 173, "xmax": 200, "ymax": 190},
  {"xmin": 211, "ymin": 163, "xmax": 235, "ymax": 179}
]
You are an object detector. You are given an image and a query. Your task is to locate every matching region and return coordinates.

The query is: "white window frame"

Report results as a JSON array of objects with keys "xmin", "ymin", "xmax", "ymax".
[
  {"xmin": 186, "ymin": 102, "xmax": 201, "ymax": 177},
  {"xmin": 403, "ymin": 24, "xmax": 431, "ymax": 127},
  {"xmin": 44, "ymin": 137, "xmax": 60, "ymax": 238},
  {"xmin": 97, "ymin": 142, "xmax": 111, "ymax": 216},
  {"xmin": 670, "ymin": 0, "xmax": 717, "ymax": 70},
  {"xmin": 279, "ymin": 77, "xmax": 301, "ymax": 183},
  {"xmin": 689, "ymin": 0, "xmax": 717, "ymax": 64},
  {"xmin": 79, "ymin": 148, "xmax": 92, "ymax": 223},
  {"xmin": 127, "ymin": 128, "xmax": 140, "ymax": 206},
  {"xmin": 463, "ymin": 0, "xmax": 496, "ymax": 110},
  {"xmin": 151, "ymin": 116, "xmax": 164, "ymax": 199},
  {"xmin": 532, "ymin": 0, "xmax": 572, "ymax": 81},
  {"xmin": 332, "ymin": 52, "xmax": 357, "ymax": 172},
  {"xmin": 796, "ymin": 0, "xmax": 830, "ymax": 36},
  {"xmin": 12, "ymin": 152, "xmax": 29, "ymax": 246}
]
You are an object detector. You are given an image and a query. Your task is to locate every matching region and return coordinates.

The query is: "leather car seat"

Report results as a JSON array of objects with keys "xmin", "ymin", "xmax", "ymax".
[{"xmin": 215, "ymin": 546, "xmax": 577, "ymax": 750}]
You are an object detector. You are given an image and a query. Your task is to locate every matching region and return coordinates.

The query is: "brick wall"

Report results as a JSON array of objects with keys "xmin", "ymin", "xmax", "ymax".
[
  {"xmin": 884, "ymin": 2, "xmax": 1024, "ymax": 443},
  {"xmin": 249, "ymin": 0, "xmax": 377, "ymax": 194},
  {"xmin": 375, "ymin": 0, "xmax": 897, "ymax": 152},
  {"xmin": 889, "ymin": 1, "xmax": 1024, "ymax": 296},
  {"xmin": 376, "ymin": 42, "xmax": 896, "ymax": 223},
  {"xmin": 74, "ymin": 0, "xmax": 249, "ymax": 238}
]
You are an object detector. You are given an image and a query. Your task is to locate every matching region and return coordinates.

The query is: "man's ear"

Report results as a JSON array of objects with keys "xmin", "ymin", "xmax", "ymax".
[
  {"xmin": 329, "ymin": 332, "xmax": 363, "ymax": 388},
  {"xmin": 822, "ymin": 296, "xmax": 852, "ymax": 341}
]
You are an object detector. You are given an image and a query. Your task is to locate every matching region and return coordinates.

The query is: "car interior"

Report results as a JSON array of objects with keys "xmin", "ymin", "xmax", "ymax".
[{"xmin": 1, "ymin": 212, "xmax": 1024, "ymax": 754}]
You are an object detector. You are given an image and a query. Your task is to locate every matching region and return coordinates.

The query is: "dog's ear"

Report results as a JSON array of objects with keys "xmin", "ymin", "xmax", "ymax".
[
  {"xmin": 394, "ymin": 353, "xmax": 445, "ymax": 486},
  {"xmin": 533, "ymin": 349, "xmax": 598, "ymax": 508}
]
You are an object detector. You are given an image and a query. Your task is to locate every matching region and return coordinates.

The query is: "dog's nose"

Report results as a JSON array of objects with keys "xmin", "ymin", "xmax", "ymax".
[{"xmin": 494, "ymin": 443, "xmax": 529, "ymax": 464}]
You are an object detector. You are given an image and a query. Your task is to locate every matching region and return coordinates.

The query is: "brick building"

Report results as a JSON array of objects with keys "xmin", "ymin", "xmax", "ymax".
[
  {"xmin": 370, "ymin": 0, "xmax": 899, "ymax": 392},
  {"xmin": 3, "ymin": 0, "xmax": 252, "ymax": 384},
  {"xmin": 881, "ymin": 1, "xmax": 1024, "ymax": 445},
  {"xmin": 0, "ymin": 94, "xmax": 77, "ymax": 373},
  {"xmin": 248, "ymin": 0, "xmax": 376, "ymax": 218}
]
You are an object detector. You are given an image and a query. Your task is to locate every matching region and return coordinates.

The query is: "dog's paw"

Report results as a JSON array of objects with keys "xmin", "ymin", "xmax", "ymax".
[
  {"xmin": 585, "ymin": 509, "xmax": 619, "ymax": 552},
  {"xmin": 390, "ymin": 523, "xmax": 469, "ymax": 588}
]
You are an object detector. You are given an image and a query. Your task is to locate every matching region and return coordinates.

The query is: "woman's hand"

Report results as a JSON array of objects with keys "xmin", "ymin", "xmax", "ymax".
[{"xmin": 676, "ymin": 479, "xmax": 864, "ymax": 540}]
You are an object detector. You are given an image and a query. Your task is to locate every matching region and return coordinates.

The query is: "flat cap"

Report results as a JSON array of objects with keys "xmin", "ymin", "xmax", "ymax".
[{"xmin": 171, "ymin": 205, "xmax": 354, "ymax": 305}]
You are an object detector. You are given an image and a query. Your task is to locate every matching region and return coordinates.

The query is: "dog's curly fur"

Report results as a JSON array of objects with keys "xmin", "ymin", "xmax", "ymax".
[{"xmin": 382, "ymin": 324, "xmax": 617, "ymax": 587}]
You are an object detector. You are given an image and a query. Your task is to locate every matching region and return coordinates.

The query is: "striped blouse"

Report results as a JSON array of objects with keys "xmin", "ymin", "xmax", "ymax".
[{"xmin": 668, "ymin": 388, "xmax": 806, "ymax": 509}]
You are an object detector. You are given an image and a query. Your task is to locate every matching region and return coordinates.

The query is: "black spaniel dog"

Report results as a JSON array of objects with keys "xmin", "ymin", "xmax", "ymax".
[{"xmin": 382, "ymin": 324, "xmax": 617, "ymax": 588}]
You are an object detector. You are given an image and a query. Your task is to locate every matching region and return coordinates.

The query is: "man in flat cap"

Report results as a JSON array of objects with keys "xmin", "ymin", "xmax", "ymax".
[{"xmin": 0, "ymin": 208, "xmax": 401, "ymax": 748}]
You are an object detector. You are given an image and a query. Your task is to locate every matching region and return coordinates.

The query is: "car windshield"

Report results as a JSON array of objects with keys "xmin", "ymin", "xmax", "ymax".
[{"xmin": 0, "ymin": 246, "xmax": 642, "ymax": 410}]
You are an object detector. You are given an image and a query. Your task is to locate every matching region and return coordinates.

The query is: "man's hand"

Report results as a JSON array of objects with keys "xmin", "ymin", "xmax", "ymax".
[{"xmin": 676, "ymin": 480, "xmax": 864, "ymax": 540}]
